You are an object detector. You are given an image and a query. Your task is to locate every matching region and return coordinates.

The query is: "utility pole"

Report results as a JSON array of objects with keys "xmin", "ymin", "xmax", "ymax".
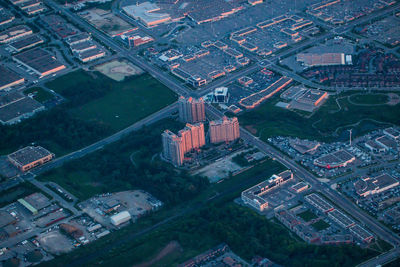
[{"xmin": 348, "ymin": 129, "xmax": 353, "ymax": 146}]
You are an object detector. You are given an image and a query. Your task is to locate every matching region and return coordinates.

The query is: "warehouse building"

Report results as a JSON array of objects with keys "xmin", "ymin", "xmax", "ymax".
[
  {"xmin": 0, "ymin": 8, "xmax": 15, "ymax": 26},
  {"xmin": 9, "ymin": 34, "xmax": 44, "ymax": 52},
  {"xmin": 13, "ymin": 48, "xmax": 66, "ymax": 77},
  {"xmin": 0, "ymin": 65, "xmax": 25, "ymax": 90},
  {"xmin": 8, "ymin": 146, "xmax": 54, "ymax": 171},
  {"xmin": 65, "ymin": 32, "xmax": 91, "ymax": 45},
  {"xmin": 110, "ymin": 211, "xmax": 131, "ymax": 226},
  {"xmin": 0, "ymin": 93, "xmax": 44, "ymax": 124},
  {"xmin": 0, "ymin": 25, "xmax": 32, "ymax": 44}
]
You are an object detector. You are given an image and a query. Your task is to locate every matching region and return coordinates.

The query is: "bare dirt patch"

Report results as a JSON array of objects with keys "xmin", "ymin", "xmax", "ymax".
[
  {"xmin": 132, "ymin": 241, "xmax": 183, "ymax": 267},
  {"xmin": 95, "ymin": 60, "xmax": 143, "ymax": 81},
  {"xmin": 245, "ymin": 125, "xmax": 257, "ymax": 135}
]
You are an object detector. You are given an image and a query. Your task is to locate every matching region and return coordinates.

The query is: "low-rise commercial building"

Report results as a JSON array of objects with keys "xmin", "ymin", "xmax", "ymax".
[
  {"xmin": 354, "ymin": 173, "xmax": 399, "ymax": 197},
  {"xmin": 8, "ymin": 146, "xmax": 54, "ymax": 171}
]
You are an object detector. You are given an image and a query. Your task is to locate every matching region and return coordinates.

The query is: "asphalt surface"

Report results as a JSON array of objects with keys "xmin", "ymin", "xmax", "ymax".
[{"xmin": 22, "ymin": 1, "xmax": 400, "ymax": 266}]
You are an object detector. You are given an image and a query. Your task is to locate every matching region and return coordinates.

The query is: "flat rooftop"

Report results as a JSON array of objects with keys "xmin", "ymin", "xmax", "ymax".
[
  {"xmin": 0, "ymin": 96, "xmax": 43, "ymax": 123},
  {"xmin": 65, "ymin": 32, "xmax": 91, "ymax": 45},
  {"xmin": 13, "ymin": 48, "xmax": 65, "ymax": 75},
  {"xmin": 8, "ymin": 146, "xmax": 52, "ymax": 166},
  {"xmin": 9, "ymin": 34, "xmax": 43, "ymax": 51},
  {"xmin": 0, "ymin": 25, "xmax": 32, "ymax": 43},
  {"xmin": 24, "ymin": 192, "xmax": 50, "ymax": 210},
  {"xmin": 0, "ymin": 65, "xmax": 24, "ymax": 89}
]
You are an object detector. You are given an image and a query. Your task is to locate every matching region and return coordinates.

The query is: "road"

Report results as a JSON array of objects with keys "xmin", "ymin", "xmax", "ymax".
[
  {"xmin": 31, "ymin": 101, "xmax": 178, "ymax": 176},
  {"xmin": 206, "ymin": 104, "xmax": 400, "ymax": 265},
  {"xmin": 23, "ymin": 1, "xmax": 400, "ymax": 266}
]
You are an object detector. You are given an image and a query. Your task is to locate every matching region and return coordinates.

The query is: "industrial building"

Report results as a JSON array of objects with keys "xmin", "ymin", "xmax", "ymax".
[
  {"xmin": 241, "ymin": 170, "xmax": 293, "ymax": 211},
  {"xmin": 0, "ymin": 92, "xmax": 44, "ymax": 125},
  {"xmin": 110, "ymin": 211, "xmax": 131, "ymax": 226},
  {"xmin": 0, "ymin": 65, "xmax": 25, "ymax": 90},
  {"xmin": 13, "ymin": 48, "xmax": 66, "ymax": 77},
  {"xmin": 65, "ymin": 32, "xmax": 91, "ymax": 45},
  {"xmin": 77, "ymin": 48, "xmax": 106, "ymax": 62},
  {"xmin": 162, "ymin": 122, "xmax": 206, "ymax": 167},
  {"xmin": 0, "ymin": 8, "xmax": 15, "ymax": 26},
  {"xmin": 0, "ymin": 25, "xmax": 32, "ymax": 44},
  {"xmin": 178, "ymin": 96, "xmax": 205, "ymax": 123},
  {"xmin": 8, "ymin": 146, "xmax": 54, "ymax": 172},
  {"xmin": 8, "ymin": 34, "xmax": 44, "ymax": 53},
  {"xmin": 384, "ymin": 127, "xmax": 400, "ymax": 140},
  {"xmin": 354, "ymin": 174, "xmax": 400, "ymax": 197},
  {"xmin": 209, "ymin": 116, "xmax": 240, "ymax": 144},
  {"xmin": 17, "ymin": 193, "xmax": 50, "ymax": 215}
]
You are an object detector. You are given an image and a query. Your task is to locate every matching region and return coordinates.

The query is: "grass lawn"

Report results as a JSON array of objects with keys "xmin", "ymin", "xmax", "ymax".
[
  {"xmin": 71, "ymin": 75, "xmax": 176, "ymax": 131},
  {"xmin": 46, "ymin": 69, "xmax": 177, "ymax": 131},
  {"xmin": 311, "ymin": 219, "xmax": 330, "ymax": 231},
  {"xmin": 297, "ymin": 210, "xmax": 318, "ymax": 222},
  {"xmin": 23, "ymin": 87, "xmax": 54, "ymax": 103},
  {"xmin": 239, "ymin": 92, "xmax": 400, "ymax": 143},
  {"xmin": 349, "ymin": 94, "xmax": 389, "ymax": 105}
]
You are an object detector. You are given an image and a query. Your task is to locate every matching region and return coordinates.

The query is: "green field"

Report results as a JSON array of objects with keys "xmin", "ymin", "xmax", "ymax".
[
  {"xmin": 297, "ymin": 209, "xmax": 318, "ymax": 222},
  {"xmin": 239, "ymin": 92, "xmax": 400, "ymax": 142},
  {"xmin": 349, "ymin": 94, "xmax": 389, "ymax": 105},
  {"xmin": 46, "ymin": 70, "xmax": 177, "ymax": 131},
  {"xmin": 311, "ymin": 220, "xmax": 330, "ymax": 231},
  {"xmin": 23, "ymin": 87, "xmax": 54, "ymax": 103}
]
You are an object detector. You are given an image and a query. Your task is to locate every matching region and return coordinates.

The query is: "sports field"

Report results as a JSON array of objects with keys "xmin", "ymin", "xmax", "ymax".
[{"xmin": 95, "ymin": 60, "xmax": 143, "ymax": 81}]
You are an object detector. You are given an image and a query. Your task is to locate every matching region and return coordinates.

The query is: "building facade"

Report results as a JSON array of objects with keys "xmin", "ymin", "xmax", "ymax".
[
  {"xmin": 178, "ymin": 96, "xmax": 205, "ymax": 123},
  {"xmin": 162, "ymin": 123, "xmax": 206, "ymax": 166},
  {"xmin": 209, "ymin": 116, "xmax": 240, "ymax": 144}
]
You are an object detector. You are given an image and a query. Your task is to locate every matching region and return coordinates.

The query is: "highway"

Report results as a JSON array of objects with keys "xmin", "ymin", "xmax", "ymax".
[
  {"xmin": 27, "ymin": 1, "xmax": 400, "ymax": 265},
  {"xmin": 31, "ymin": 101, "xmax": 178, "ymax": 176}
]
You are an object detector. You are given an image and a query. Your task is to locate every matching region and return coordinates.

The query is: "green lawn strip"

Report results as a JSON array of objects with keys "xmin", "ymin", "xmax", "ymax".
[
  {"xmin": 349, "ymin": 94, "xmax": 389, "ymax": 105},
  {"xmin": 239, "ymin": 93, "xmax": 400, "ymax": 143},
  {"xmin": 23, "ymin": 87, "xmax": 54, "ymax": 103},
  {"xmin": 297, "ymin": 210, "xmax": 318, "ymax": 222},
  {"xmin": 311, "ymin": 220, "xmax": 330, "ymax": 231}
]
